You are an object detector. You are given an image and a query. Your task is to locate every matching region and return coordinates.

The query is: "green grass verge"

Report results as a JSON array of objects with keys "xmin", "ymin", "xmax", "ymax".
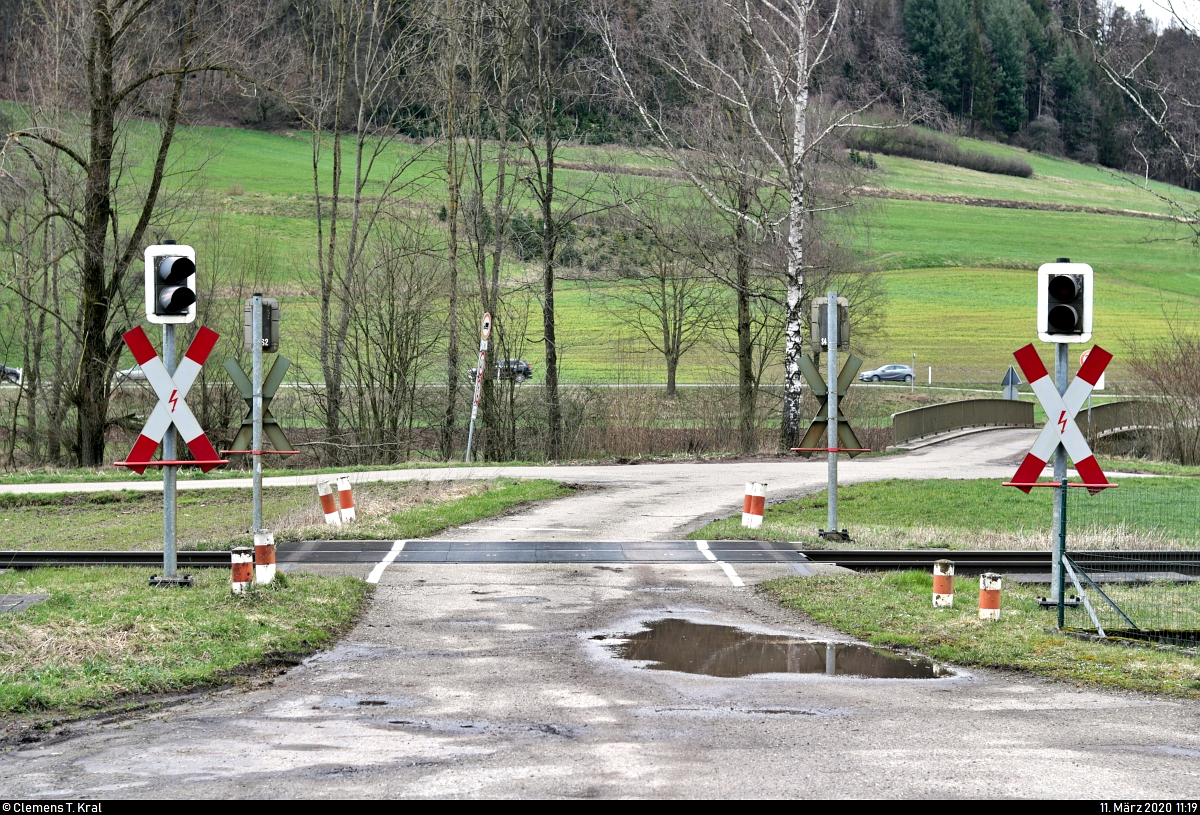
[
  {"xmin": 0, "ymin": 478, "xmax": 572, "ymax": 551},
  {"xmin": 0, "ymin": 460, "xmax": 540, "ymax": 487},
  {"xmin": 0, "ymin": 567, "xmax": 371, "ymax": 712},
  {"xmin": 1097, "ymin": 457, "xmax": 1200, "ymax": 477},
  {"xmin": 691, "ymin": 477, "xmax": 1200, "ymax": 549},
  {"xmin": 763, "ymin": 571, "xmax": 1200, "ymax": 698}
]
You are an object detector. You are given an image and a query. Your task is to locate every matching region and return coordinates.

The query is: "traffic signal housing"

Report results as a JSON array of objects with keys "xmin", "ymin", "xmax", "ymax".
[
  {"xmin": 811, "ymin": 296, "xmax": 849, "ymax": 354},
  {"xmin": 144, "ymin": 243, "xmax": 197, "ymax": 324},
  {"xmin": 243, "ymin": 296, "xmax": 281, "ymax": 353},
  {"xmin": 1037, "ymin": 260, "xmax": 1092, "ymax": 344}
]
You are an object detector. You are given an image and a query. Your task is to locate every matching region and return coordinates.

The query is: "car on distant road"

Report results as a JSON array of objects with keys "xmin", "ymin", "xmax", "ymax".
[
  {"xmin": 468, "ymin": 359, "xmax": 534, "ymax": 384},
  {"xmin": 1, "ymin": 365, "xmax": 21, "ymax": 385},
  {"xmin": 114, "ymin": 365, "xmax": 147, "ymax": 383},
  {"xmin": 859, "ymin": 364, "xmax": 914, "ymax": 383}
]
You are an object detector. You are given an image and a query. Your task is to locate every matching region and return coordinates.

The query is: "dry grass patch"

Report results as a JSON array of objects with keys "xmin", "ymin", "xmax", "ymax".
[
  {"xmin": 0, "ymin": 567, "xmax": 369, "ymax": 712},
  {"xmin": 0, "ymin": 478, "xmax": 571, "ymax": 551}
]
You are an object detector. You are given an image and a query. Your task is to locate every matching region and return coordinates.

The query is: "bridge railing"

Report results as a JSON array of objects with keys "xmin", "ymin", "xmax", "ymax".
[
  {"xmin": 1075, "ymin": 400, "xmax": 1147, "ymax": 441},
  {"xmin": 891, "ymin": 399, "xmax": 1034, "ymax": 445}
]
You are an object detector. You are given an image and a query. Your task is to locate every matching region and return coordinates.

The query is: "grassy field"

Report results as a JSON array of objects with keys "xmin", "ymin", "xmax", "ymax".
[
  {"xmin": 0, "ymin": 567, "xmax": 369, "ymax": 712},
  {"xmin": 0, "ymin": 478, "xmax": 571, "ymax": 551},
  {"xmin": 764, "ymin": 571, "xmax": 1200, "ymax": 698},
  {"xmin": 692, "ymin": 477, "xmax": 1200, "ymax": 549},
  {"xmin": 17, "ymin": 118, "xmax": 1199, "ymax": 390},
  {"xmin": 870, "ymin": 133, "xmax": 1200, "ymax": 215}
]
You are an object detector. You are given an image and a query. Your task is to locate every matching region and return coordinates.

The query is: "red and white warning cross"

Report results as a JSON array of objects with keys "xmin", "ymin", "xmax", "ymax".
[
  {"xmin": 1009, "ymin": 343, "xmax": 1112, "ymax": 492},
  {"xmin": 122, "ymin": 325, "xmax": 222, "ymax": 473}
]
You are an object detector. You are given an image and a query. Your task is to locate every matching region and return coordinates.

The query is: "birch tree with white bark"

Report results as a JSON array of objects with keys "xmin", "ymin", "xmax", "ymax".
[{"xmin": 596, "ymin": 0, "xmax": 915, "ymax": 447}]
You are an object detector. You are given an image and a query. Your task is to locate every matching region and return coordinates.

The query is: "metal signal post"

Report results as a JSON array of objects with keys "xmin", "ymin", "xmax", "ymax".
[
  {"xmin": 118, "ymin": 244, "xmax": 225, "ymax": 585},
  {"xmin": 794, "ymin": 291, "xmax": 866, "ymax": 542},
  {"xmin": 1007, "ymin": 258, "xmax": 1111, "ymax": 608},
  {"xmin": 252, "ymin": 293, "xmax": 264, "ymax": 533},
  {"xmin": 826, "ymin": 292, "xmax": 839, "ymax": 535}
]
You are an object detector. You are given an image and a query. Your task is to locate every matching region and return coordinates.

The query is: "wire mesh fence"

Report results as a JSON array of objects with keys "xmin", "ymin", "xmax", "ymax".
[{"xmin": 1065, "ymin": 480, "xmax": 1200, "ymax": 647}]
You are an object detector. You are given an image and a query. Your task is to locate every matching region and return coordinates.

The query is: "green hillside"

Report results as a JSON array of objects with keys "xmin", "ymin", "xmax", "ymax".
[{"xmin": 147, "ymin": 125, "xmax": 1198, "ymax": 388}]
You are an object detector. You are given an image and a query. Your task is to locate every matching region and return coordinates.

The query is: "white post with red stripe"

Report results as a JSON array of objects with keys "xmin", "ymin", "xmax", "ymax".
[
  {"xmin": 933, "ymin": 559, "xmax": 954, "ymax": 608},
  {"xmin": 336, "ymin": 476, "xmax": 356, "ymax": 523},
  {"xmin": 254, "ymin": 530, "xmax": 276, "ymax": 585},
  {"xmin": 741, "ymin": 482, "xmax": 766, "ymax": 529},
  {"xmin": 317, "ymin": 479, "xmax": 341, "ymax": 526},
  {"xmin": 979, "ymin": 573, "xmax": 1002, "ymax": 621},
  {"xmin": 231, "ymin": 547, "xmax": 253, "ymax": 594}
]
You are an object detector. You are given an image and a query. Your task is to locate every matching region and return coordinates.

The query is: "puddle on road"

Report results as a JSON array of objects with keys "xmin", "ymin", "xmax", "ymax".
[{"xmin": 602, "ymin": 618, "xmax": 949, "ymax": 679}]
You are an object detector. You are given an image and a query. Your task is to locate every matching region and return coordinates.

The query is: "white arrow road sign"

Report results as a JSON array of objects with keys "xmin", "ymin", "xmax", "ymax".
[
  {"xmin": 122, "ymin": 325, "xmax": 222, "ymax": 473},
  {"xmin": 1010, "ymin": 343, "xmax": 1111, "ymax": 492}
]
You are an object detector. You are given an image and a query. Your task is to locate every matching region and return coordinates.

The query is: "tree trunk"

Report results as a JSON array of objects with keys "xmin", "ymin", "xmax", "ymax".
[
  {"xmin": 441, "ymin": 82, "xmax": 461, "ymax": 460},
  {"xmin": 735, "ymin": 184, "xmax": 755, "ymax": 453},
  {"xmin": 76, "ymin": 1, "xmax": 117, "ymax": 466},
  {"xmin": 781, "ymin": 9, "xmax": 811, "ymax": 452},
  {"xmin": 537, "ymin": 45, "xmax": 562, "ymax": 460}
]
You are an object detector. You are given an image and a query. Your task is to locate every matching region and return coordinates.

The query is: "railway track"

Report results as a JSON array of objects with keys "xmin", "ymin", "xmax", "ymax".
[{"xmin": 0, "ymin": 542, "xmax": 1086, "ymax": 571}]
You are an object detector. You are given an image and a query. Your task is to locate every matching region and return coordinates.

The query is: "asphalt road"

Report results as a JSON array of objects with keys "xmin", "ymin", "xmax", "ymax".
[{"xmin": 4, "ymin": 429, "xmax": 1196, "ymax": 798}]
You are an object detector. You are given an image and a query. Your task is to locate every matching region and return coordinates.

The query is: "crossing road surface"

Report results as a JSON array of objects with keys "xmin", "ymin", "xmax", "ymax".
[{"xmin": 4, "ymin": 429, "xmax": 1196, "ymax": 798}]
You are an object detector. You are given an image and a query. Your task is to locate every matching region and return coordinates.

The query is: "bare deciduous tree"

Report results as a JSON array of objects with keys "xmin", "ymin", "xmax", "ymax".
[
  {"xmin": 0, "ymin": 0, "xmax": 273, "ymax": 465},
  {"xmin": 1077, "ymin": 5, "xmax": 1200, "ymax": 239},
  {"xmin": 600, "ymin": 191, "xmax": 725, "ymax": 396},
  {"xmin": 295, "ymin": 0, "xmax": 432, "ymax": 452},
  {"xmin": 596, "ymin": 0, "xmax": 917, "ymax": 448}
]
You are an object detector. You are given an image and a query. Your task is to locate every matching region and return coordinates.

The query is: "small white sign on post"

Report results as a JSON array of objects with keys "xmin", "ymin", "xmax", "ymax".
[{"xmin": 1081, "ymin": 349, "xmax": 1105, "ymax": 391}]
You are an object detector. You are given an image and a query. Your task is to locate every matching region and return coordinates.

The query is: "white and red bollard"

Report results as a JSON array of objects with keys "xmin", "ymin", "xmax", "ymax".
[
  {"xmin": 979, "ymin": 573, "xmax": 1002, "ymax": 621},
  {"xmin": 933, "ymin": 559, "xmax": 954, "ymax": 608},
  {"xmin": 255, "ymin": 530, "xmax": 276, "ymax": 585},
  {"xmin": 231, "ymin": 547, "xmax": 253, "ymax": 594},
  {"xmin": 317, "ymin": 479, "xmax": 341, "ymax": 526},
  {"xmin": 741, "ymin": 482, "xmax": 767, "ymax": 529},
  {"xmin": 336, "ymin": 476, "xmax": 356, "ymax": 523}
]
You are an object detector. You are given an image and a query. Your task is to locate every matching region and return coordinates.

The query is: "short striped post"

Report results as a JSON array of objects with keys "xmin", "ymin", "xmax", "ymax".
[
  {"xmin": 979, "ymin": 572, "xmax": 1002, "ymax": 621},
  {"xmin": 933, "ymin": 559, "xmax": 954, "ymax": 608},
  {"xmin": 336, "ymin": 476, "xmax": 356, "ymax": 523},
  {"xmin": 741, "ymin": 482, "xmax": 766, "ymax": 529},
  {"xmin": 317, "ymin": 479, "xmax": 341, "ymax": 526},
  {"xmin": 231, "ymin": 546, "xmax": 253, "ymax": 594},
  {"xmin": 254, "ymin": 530, "xmax": 276, "ymax": 585}
]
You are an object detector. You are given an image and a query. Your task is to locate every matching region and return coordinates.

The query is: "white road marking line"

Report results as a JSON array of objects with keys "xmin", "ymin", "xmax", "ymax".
[
  {"xmin": 460, "ymin": 526, "xmax": 585, "ymax": 532},
  {"xmin": 366, "ymin": 539, "xmax": 407, "ymax": 584},
  {"xmin": 719, "ymin": 562, "xmax": 745, "ymax": 587},
  {"xmin": 696, "ymin": 540, "xmax": 744, "ymax": 587}
]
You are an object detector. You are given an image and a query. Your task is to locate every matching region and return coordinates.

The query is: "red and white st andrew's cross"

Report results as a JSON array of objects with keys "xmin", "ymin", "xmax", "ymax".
[
  {"xmin": 121, "ymin": 325, "xmax": 222, "ymax": 473},
  {"xmin": 1009, "ymin": 343, "xmax": 1111, "ymax": 492}
]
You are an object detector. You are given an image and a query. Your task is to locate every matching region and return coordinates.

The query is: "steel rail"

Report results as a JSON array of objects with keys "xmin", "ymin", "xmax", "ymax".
[{"xmin": 4, "ymin": 546, "xmax": 1196, "ymax": 571}]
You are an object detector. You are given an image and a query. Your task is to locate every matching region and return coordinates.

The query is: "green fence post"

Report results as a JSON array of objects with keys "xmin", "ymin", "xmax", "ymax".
[{"xmin": 1058, "ymin": 477, "xmax": 1068, "ymax": 629}]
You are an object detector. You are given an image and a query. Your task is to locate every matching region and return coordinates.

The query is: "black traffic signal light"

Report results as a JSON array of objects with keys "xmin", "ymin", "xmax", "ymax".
[
  {"xmin": 156, "ymin": 256, "xmax": 196, "ymax": 315},
  {"xmin": 1037, "ymin": 259, "xmax": 1092, "ymax": 344},
  {"xmin": 143, "ymin": 243, "xmax": 197, "ymax": 324}
]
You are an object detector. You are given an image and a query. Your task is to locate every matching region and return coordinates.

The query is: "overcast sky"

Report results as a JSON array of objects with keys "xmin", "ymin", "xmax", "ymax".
[{"xmin": 1122, "ymin": 0, "xmax": 1199, "ymax": 30}]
